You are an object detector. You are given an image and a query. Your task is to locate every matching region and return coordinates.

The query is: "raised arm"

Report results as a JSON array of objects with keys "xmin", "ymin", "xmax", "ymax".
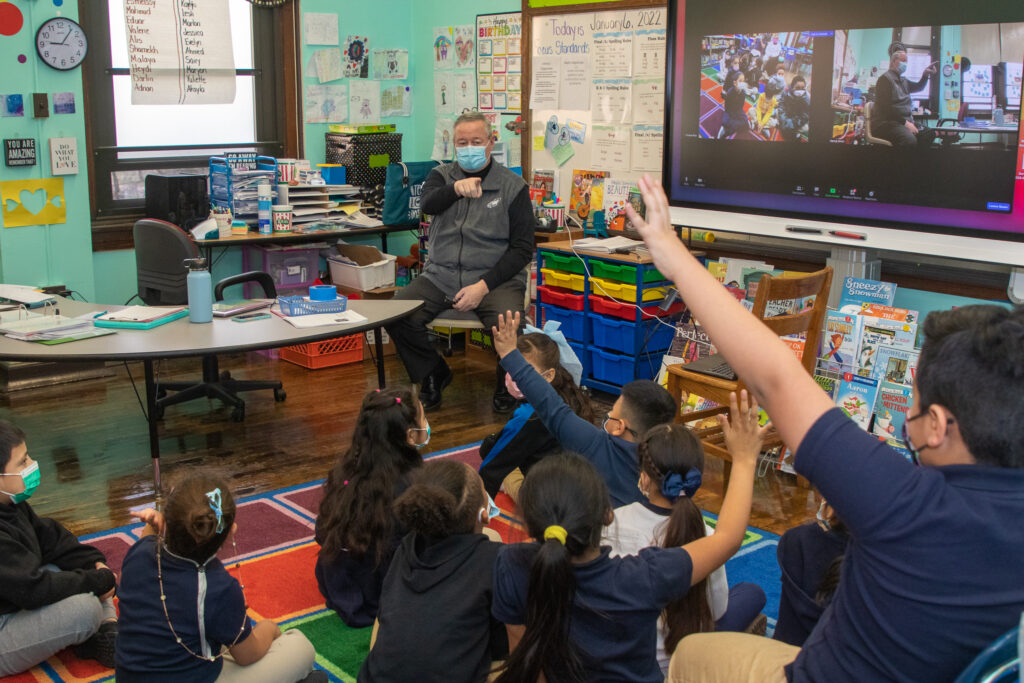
[
  {"xmin": 682, "ymin": 391, "xmax": 767, "ymax": 584},
  {"xmin": 627, "ymin": 175, "xmax": 834, "ymax": 452}
]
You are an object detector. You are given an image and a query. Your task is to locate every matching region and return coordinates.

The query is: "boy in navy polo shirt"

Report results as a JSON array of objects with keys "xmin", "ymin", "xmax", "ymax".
[{"xmin": 628, "ymin": 174, "xmax": 1024, "ymax": 683}]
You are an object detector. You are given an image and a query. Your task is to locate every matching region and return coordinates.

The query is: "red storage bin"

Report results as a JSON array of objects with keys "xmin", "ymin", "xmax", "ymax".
[
  {"xmin": 589, "ymin": 295, "xmax": 685, "ymax": 321},
  {"xmin": 537, "ymin": 285, "xmax": 585, "ymax": 311},
  {"xmin": 280, "ymin": 335, "xmax": 363, "ymax": 369}
]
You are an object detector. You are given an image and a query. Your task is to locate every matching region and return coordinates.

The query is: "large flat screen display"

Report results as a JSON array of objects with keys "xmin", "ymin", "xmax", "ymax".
[{"xmin": 665, "ymin": 0, "xmax": 1024, "ymax": 247}]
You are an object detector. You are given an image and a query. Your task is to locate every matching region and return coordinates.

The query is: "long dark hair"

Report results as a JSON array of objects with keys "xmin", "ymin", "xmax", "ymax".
[
  {"xmin": 517, "ymin": 333, "xmax": 594, "ymax": 423},
  {"xmin": 164, "ymin": 470, "xmax": 237, "ymax": 564},
  {"xmin": 496, "ymin": 453, "xmax": 610, "ymax": 683},
  {"xmin": 638, "ymin": 424, "xmax": 713, "ymax": 654},
  {"xmin": 394, "ymin": 460, "xmax": 485, "ymax": 538},
  {"xmin": 317, "ymin": 387, "xmax": 423, "ymax": 565}
]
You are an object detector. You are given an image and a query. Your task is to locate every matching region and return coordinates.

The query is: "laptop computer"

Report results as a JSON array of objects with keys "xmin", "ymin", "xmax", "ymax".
[{"xmin": 681, "ymin": 354, "xmax": 738, "ymax": 381}]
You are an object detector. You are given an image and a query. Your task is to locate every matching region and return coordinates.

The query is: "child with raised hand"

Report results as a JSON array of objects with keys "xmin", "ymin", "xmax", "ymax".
[
  {"xmin": 492, "ymin": 313, "xmax": 677, "ymax": 508},
  {"xmin": 604, "ymin": 423, "xmax": 767, "ymax": 675},
  {"xmin": 359, "ymin": 459, "xmax": 507, "ymax": 683},
  {"xmin": 479, "ymin": 331, "xmax": 594, "ymax": 501},
  {"xmin": 115, "ymin": 471, "xmax": 322, "ymax": 683},
  {"xmin": 315, "ymin": 386, "xmax": 429, "ymax": 628},
  {"xmin": 627, "ymin": 173, "xmax": 1024, "ymax": 682},
  {"xmin": 0, "ymin": 420, "xmax": 118, "ymax": 675},
  {"xmin": 492, "ymin": 390, "xmax": 765, "ymax": 683}
]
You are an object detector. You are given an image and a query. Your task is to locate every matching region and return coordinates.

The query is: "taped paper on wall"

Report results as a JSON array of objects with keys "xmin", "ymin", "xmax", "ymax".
[{"xmin": 1, "ymin": 178, "xmax": 66, "ymax": 227}]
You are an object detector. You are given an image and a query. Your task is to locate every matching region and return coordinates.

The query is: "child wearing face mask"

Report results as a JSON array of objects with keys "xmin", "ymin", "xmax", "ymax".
[
  {"xmin": 0, "ymin": 420, "xmax": 118, "ymax": 675},
  {"xmin": 315, "ymin": 387, "xmax": 429, "ymax": 628},
  {"xmin": 604, "ymin": 423, "xmax": 767, "ymax": 676},
  {"xmin": 478, "ymin": 332, "xmax": 594, "ymax": 502},
  {"xmin": 359, "ymin": 460, "xmax": 508, "ymax": 683}
]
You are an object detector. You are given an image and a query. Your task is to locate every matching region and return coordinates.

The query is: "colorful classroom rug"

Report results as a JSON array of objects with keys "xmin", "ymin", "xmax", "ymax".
[{"xmin": 3, "ymin": 443, "xmax": 781, "ymax": 683}]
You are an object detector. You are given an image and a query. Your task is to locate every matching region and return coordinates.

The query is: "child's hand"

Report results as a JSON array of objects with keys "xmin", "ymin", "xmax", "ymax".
[
  {"xmin": 718, "ymin": 390, "xmax": 769, "ymax": 468},
  {"xmin": 131, "ymin": 508, "xmax": 165, "ymax": 535},
  {"xmin": 626, "ymin": 175, "xmax": 687, "ymax": 280},
  {"xmin": 492, "ymin": 310, "xmax": 521, "ymax": 359}
]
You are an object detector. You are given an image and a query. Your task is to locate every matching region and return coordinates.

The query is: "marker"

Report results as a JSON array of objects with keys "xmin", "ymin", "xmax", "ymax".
[
  {"xmin": 785, "ymin": 226, "xmax": 822, "ymax": 234},
  {"xmin": 829, "ymin": 230, "xmax": 867, "ymax": 240},
  {"xmin": 92, "ymin": 310, "xmax": 108, "ymax": 319}
]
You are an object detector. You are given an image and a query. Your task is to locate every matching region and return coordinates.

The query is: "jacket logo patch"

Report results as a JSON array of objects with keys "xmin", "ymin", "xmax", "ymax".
[{"xmin": 487, "ymin": 197, "xmax": 501, "ymax": 209}]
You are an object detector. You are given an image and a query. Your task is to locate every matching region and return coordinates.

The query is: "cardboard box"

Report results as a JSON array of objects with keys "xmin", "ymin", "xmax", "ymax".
[{"xmin": 363, "ymin": 327, "xmax": 397, "ymax": 358}]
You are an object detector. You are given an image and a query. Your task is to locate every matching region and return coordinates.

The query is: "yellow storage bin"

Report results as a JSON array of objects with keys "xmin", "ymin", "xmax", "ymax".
[
  {"xmin": 540, "ymin": 268, "xmax": 586, "ymax": 293},
  {"xmin": 591, "ymin": 276, "xmax": 668, "ymax": 302}
]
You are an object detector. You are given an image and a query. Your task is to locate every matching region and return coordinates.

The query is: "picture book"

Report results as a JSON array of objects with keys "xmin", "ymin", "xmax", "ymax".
[
  {"xmin": 859, "ymin": 315, "xmax": 917, "ymax": 351},
  {"xmin": 871, "ymin": 345, "xmax": 920, "ymax": 384},
  {"xmin": 602, "ymin": 180, "xmax": 633, "ymax": 231},
  {"xmin": 814, "ymin": 374, "xmax": 838, "ymax": 400},
  {"xmin": 623, "ymin": 187, "xmax": 645, "ymax": 231},
  {"xmin": 835, "ymin": 373, "xmax": 879, "ymax": 430},
  {"xmin": 569, "ymin": 169, "xmax": 608, "ymax": 217},
  {"xmin": 822, "ymin": 311, "xmax": 862, "ymax": 373},
  {"xmin": 850, "ymin": 303, "xmax": 918, "ymax": 324},
  {"xmin": 872, "ymin": 379, "xmax": 912, "ymax": 441},
  {"xmin": 857, "ymin": 324, "xmax": 896, "ymax": 377},
  {"xmin": 530, "ymin": 169, "xmax": 554, "ymax": 204},
  {"xmin": 741, "ymin": 266, "xmax": 777, "ymax": 301},
  {"xmin": 720, "ymin": 258, "xmax": 770, "ymax": 288},
  {"xmin": 706, "ymin": 261, "xmax": 727, "ymax": 283},
  {"xmin": 781, "ymin": 335, "xmax": 806, "ymax": 361},
  {"xmin": 837, "ymin": 276, "xmax": 897, "ymax": 312},
  {"xmin": 668, "ymin": 317, "xmax": 714, "ymax": 362}
]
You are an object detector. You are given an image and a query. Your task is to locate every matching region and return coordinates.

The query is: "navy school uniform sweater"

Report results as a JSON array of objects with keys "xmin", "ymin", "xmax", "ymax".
[{"xmin": 478, "ymin": 403, "xmax": 562, "ymax": 498}]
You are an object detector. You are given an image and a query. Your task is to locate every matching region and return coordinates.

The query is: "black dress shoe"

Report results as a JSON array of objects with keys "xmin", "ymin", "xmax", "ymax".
[
  {"xmin": 492, "ymin": 385, "xmax": 518, "ymax": 414},
  {"xmin": 419, "ymin": 362, "xmax": 453, "ymax": 411}
]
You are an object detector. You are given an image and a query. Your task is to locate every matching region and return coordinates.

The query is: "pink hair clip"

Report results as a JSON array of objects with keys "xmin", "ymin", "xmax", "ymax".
[
  {"xmin": 343, "ymin": 480, "xmax": 349, "ymax": 485},
  {"xmin": 395, "ymin": 397, "xmax": 402, "ymax": 404}
]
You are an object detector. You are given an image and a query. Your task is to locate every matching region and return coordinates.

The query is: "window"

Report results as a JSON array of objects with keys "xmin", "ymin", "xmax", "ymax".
[{"xmin": 80, "ymin": 0, "xmax": 298, "ymax": 247}]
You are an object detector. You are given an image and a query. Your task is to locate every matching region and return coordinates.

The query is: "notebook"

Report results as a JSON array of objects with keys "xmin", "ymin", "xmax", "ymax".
[
  {"xmin": 94, "ymin": 309, "xmax": 190, "ymax": 329},
  {"xmin": 95, "ymin": 305, "xmax": 186, "ymax": 323},
  {"xmin": 212, "ymin": 299, "xmax": 273, "ymax": 318}
]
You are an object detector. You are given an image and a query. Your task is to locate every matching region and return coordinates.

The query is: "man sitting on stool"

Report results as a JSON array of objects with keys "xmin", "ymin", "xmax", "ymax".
[
  {"xmin": 873, "ymin": 41, "xmax": 938, "ymax": 147},
  {"xmin": 386, "ymin": 112, "xmax": 534, "ymax": 413}
]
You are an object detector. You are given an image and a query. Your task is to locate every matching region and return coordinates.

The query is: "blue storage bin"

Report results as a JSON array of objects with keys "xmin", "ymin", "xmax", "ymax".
[
  {"xmin": 540, "ymin": 304, "xmax": 587, "ymax": 342},
  {"xmin": 589, "ymin": 347, "xmax": 662, "ymax": 386},
  {"xmin": 590, "ymin": 314, "xmax": 676, "ymax": 355}
]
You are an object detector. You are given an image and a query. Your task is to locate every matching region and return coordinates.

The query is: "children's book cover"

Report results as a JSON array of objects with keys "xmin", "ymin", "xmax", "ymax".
[
  {"xmin": 857, "ymin": 324, "xmax": 895, "ymax": 377},
  {"xmin": 668, "ymin": 317, "xmax": 714, "ymax": 362},
  {"xmin": 623, "ymin": 187, "xmax": 645, "ymax": 231},
  {"xmin": 850, "ymin": 303, "xmax": 918, "ymax": 324},
  {"xmin": 814, "ymin": 374, "xmax": 838, "ymax": 400},
  {"xmin": 871, "ymin": 346, "xmax": 920, "ymax": 384},
  {"xmin": 602, "ymin": 179, "xmax": 633, "ymax": 231},
  {"xmin": 706, "ymin": 261, "xmax": 727, "ymax": 283},
  {"xmin": 872, "ymin": 379, "xmax": 912, "ymax": 440},
  {"xmin": 569, "ymin": 169, "xmax": 608, "ymax": 217},
  {"xmin": 530, "ymin": 169, "xmax": 554, "ymax": 204},
  {"xmin": 837, "ymin": 276, "xmax": 897, "ymax": 312},
  {"xmin": 858, "ymin": 315, "xmax": 917, "ymax": 353},
  {"xmin": 822, "ymin": 311, "xmax": 862, "ymax": 374},
  {"xmin": 836, "ymin": 373, "xmax": 879, "ymax": 430},
  {"xmin": 781, "ymin": 335, "xmax": 806, "ymax": 361}
]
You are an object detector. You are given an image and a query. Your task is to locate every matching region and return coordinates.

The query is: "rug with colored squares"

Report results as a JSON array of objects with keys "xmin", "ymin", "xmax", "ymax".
[{"xmin": 1, "ymin": 443, "xmax": 780, "ymax": 683}]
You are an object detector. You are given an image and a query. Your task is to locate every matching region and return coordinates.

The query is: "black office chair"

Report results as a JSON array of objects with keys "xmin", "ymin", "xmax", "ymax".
[{"xmin": 133, "ymin": 219, "xmax": 286, "ymax": 422}]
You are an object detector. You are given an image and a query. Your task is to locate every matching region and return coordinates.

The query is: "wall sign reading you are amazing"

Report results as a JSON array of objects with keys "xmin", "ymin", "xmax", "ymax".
[{"xmin": 3, "ymin": 139, "xmax": 37, "ymax": 167}]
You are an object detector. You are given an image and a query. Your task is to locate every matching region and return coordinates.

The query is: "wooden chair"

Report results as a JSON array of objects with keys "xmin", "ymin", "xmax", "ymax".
[{"xmin": 667, "ymin": 267, "xmax": 833, "ymax": 486}]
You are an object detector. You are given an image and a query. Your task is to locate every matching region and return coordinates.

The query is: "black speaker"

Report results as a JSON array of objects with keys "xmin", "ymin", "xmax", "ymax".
[{"xmin": 144, "ymin": 174, "xmax": 208, "ymax": 230}]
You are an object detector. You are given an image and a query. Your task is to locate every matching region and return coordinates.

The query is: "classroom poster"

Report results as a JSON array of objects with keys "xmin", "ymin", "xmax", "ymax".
[
  {"xmin": 631, "ymin": 125, "xmax": 663, "ymax": 172},
  {"xmin": 633, "ymin": 27, "xmax": 667, "ymax": 77},
  {"xmin": 530, "ymin": 56, "xmax": 560, "ymax": 109},
  {"xmin": 592, "ymin": 125, "xmax": 631, "ymax": 170},
  {"xmin": 632, "ymin": 78, "xmax": 665, "ymax": 124},
  {"xmin": 592, "ymin": 79, "xmax": 632, "ymax": 124},
  {"xmin": 372, "ymin": 49, "xmax": 408, "ymax": 80},
  {"xmin": 304, "ymin": 84, "xmax": 347, "ymax": 123},
  {"xmin": 560, "ymin": 57, "xmax": 592, "ymax": 110},
  {"xmin": 349, "ymin": 80, "xmax": 380, "ymax": 122},
  {"xmin": 477, "ymin": 12, "xmax": 522, "ymax": 113}
]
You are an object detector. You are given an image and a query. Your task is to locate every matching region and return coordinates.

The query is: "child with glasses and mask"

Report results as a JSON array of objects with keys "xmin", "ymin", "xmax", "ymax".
[{"xmin": 0, "ymin": 419, "xmax": 118, "ymax": 675}]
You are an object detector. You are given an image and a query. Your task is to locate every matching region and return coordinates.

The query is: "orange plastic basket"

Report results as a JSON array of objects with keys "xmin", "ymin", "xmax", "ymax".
[{"xmin": 279, "ymin": 334, "xmax": 364, "ymax": 370}]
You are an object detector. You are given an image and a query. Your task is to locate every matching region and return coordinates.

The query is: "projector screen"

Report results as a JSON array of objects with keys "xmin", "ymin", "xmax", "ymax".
[{"xmin": 664, "ymin": 0, "xmax": 1024, "ymax": 265}]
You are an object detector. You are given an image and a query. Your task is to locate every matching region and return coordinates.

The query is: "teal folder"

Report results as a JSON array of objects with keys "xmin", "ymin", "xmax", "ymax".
[{"xmin": 93, "ymin": 309, "xmax": 190, "ymax": 329}]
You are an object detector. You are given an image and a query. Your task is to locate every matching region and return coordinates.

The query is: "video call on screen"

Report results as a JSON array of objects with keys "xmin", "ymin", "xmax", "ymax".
[{"xmin": 669, "ymin": 0, "xmax": 1024, "ymax": 225}]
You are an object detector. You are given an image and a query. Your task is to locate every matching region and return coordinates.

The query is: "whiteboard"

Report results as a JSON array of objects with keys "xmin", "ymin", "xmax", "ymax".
[{"xmin": 529, "ymin": 7, "xmax": 667, "ymax": 230}]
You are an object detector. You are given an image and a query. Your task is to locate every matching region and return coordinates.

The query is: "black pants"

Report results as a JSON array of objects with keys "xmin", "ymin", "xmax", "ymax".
[
  {"xmin": 385, "ymin": 275, "xmax": 526, "ymax": 385},
  {"xmin": 873, "ymin": 121, "xmax": 936, "ymax": 147}
]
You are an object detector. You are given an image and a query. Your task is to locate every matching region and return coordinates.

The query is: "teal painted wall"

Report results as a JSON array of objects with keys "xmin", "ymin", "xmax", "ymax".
[{"xmin": 0, "ymin": 1, "xmax": 96, "ymax": 300}]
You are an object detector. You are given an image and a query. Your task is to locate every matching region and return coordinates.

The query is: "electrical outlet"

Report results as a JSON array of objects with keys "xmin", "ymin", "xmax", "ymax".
[{"xmin": 33, "ymin": 93, "xmax": 49, "ymax": 118}]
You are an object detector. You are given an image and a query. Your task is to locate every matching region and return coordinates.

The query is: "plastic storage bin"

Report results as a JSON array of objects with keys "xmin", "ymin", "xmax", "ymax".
[
  {"xmin": 540, "ymin": 305, "xmax": 587, "ymax": 342},
  {"xmin": 590, "ymin": 276, "xmax": 669, "ymax": 303},
  {"xmin": 328, "ymin": 253, "xmax": 397, "ymax": 291},
  {"xmin": 541, "ymin": 251, "xmax": 586, "ymax": 275},
  {"xmin": 590, "ymin": 314, "xmax": 676, "ymax": 355},
  {"xmin": 589, "ymin": 295, "xmax": 685, "ymax": 321},
  {"xmin": 590, "ymin": 259, "xmax": 665, "ymax": 284},
  {"xmin": 540, "ymin": 268, "xmax": 586, "ymax": 293},
  {"xmin": 537, "ymin": 285, "xmax": 585, "ymax": 311},
  {"xmin": 243, "ymin": 245, "xmax": 320, "ymax": 290},
  {"xmin": 589, "ymin": 347, "xmax": 662, "ymax": 386},
  {"xmin": 280, "ymin": 335, "xmax": 364, "ymax": 369}
]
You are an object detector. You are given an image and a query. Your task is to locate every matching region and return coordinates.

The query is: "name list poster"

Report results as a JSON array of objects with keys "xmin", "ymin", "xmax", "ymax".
[{"xmin": 125, "ymin": 0, "xmax": 236, "ymax": 105}]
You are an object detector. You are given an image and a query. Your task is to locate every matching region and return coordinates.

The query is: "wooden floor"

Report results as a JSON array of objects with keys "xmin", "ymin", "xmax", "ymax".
[{"xmin": 1, "ymin": 347, "xmax": 817, "ymax": 537}]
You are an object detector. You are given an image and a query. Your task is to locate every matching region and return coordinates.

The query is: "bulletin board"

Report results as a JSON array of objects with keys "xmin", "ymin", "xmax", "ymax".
[{"xmin": 523, "ymin": 0, "xmax": 667, "ymax": 231}]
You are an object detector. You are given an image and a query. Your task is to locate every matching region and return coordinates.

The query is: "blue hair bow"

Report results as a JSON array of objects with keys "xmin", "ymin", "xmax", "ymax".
[
  {"xmin": 205, "ymin": 488, "xmax": 226, "ymax": 534},
  {"xmin": 661, "ymin": 467, "xmax": 703, "ymax": 502}
]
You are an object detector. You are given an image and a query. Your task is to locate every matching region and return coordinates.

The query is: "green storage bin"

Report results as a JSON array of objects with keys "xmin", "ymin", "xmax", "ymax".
[
  {"xmin": 591, "ymin": 259, "xmax": 664, "ymax": 284},
  {"xmin": 542, "ymin": 251, "xmax": 586, "ymax": 276}
]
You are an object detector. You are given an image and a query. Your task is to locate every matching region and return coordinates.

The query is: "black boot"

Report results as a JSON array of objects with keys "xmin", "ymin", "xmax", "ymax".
[
  {"xmin": 419, "ymin": 360, "xmax": 453, "ymax": 411},
  {"xmin": 73, "ymin": 621, "xmax": 117, "ymax": 668},
  {"xmin": 492, "ymin": 361, "xmax": 518, "ymax": 414}
]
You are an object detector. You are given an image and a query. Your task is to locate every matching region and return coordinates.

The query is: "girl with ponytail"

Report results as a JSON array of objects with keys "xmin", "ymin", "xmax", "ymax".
[
  {"xmin": 493, "ymin": 390, "xmax": 767, "ymax": 683},
  {"xmin": 359, "ymin": 460, "xmax": 506, "ymax": 683},
  {"xmin": 116, "ymin": 471, "xmax": 322, "ymax": 683},
  {"xmin": 315, "ymin": 387, "xmax": 429, "ymax": 628},
  {"xmin": 605, "ymin": 424, "xmax": 767, "ymax": 675}
]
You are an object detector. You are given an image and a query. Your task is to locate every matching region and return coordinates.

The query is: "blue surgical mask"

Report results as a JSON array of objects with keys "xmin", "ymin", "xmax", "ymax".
[
  {"xmin": 456, "ymin": 145, "xmax": 488, "ymax": 172},
  {"xmin": 412, "ymin": 422, "xmax": 431, "ymax": 448},
  {"xmin": 0, "ymin": 461, "xmax": 40, "ymax": 504},
  {"xmin": 480, "ymin": 493, "xmax": 501, "ymax": 523},
  {"xmin": 897, "ymin": 62, "xmax": 908, "ymax": 75}
]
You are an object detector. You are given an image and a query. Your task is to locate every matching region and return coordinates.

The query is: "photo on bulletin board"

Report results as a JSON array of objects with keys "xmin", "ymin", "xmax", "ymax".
[{"xmin": 477, "ymin": 11, "xmax": 522, "ymax": 113}]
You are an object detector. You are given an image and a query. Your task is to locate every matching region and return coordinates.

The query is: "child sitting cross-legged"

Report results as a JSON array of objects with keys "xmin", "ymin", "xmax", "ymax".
[
  {"xmin": 604, "ymin": 423, "xmax": 767, "ymax": 676},
  {"xmin": 116, "ymin": 470, "xmax": 322, "ymax": 682},
  {"xmin": 359, "ymin": 459, "xmax": 508, "ymax": 683}
]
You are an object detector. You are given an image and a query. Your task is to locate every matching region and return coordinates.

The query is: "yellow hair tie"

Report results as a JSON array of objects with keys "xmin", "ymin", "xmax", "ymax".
[{"xmin": 543, "ymin": 525, "xmax": 568, "ymax": 545}]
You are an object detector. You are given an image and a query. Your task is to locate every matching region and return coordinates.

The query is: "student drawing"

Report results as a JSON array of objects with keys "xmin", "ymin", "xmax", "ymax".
[{"xmin": 360, "ymin": 98, "xmax": 372, "ymax": 120}]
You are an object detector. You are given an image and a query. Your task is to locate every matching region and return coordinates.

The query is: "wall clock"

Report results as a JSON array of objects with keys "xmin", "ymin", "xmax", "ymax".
[{"xmin": 35, "ymin": 17, "xmax": 87, "ymax": 71}]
